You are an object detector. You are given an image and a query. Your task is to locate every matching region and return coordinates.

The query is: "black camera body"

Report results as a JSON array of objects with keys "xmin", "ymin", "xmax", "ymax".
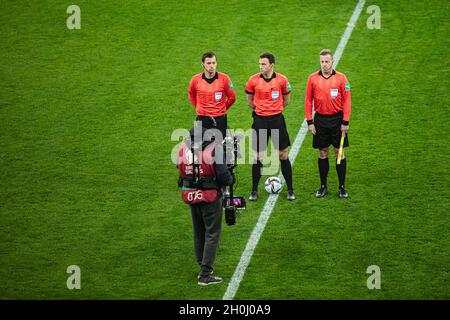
[
  {"xmin": 222, "ymin": 135, "xmax": 245, "ymax": 226},
  {"xmin": 223, "ymin": 196, "xmax": 246, "ymax": 226},
  {"xmin": 224, "ymin": 205, "xmax": 237, "ymax": 226}
]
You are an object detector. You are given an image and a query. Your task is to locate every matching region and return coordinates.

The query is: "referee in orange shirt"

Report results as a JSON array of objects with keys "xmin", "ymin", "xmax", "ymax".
[
  {"xmin": 304, "ymin": 49, "xmax": 351, "ymax": 198},
  {"xmin": 246, "ymin": 52, "xmax": 295, "ymax": 201},
  {"xmin": 188, "ymin": 51, "xmax": 236, "ymax": 140}
]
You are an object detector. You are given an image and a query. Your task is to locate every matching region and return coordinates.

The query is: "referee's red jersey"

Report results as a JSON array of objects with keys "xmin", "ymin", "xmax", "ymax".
[
  {"xmin": 304, "ymin": 70, "xmax": 351, "ymax": 123},
  {"xmin": 245, "ymin": 72, "xmax": 291, "ymax": 116},
  {"xmin": 188, "ymin": 72, "xmax": 236, "ymax": 117}
]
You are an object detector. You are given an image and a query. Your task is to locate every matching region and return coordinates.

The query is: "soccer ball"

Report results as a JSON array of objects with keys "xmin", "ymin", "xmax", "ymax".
[{"xmin": 264, "ymin": 176, "xmax": 283, "ymax": 194}]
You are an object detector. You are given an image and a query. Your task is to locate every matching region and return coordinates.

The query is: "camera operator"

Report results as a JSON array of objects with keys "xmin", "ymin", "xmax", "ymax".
[{"xmin": 177, "ymin": 122, "xmax": 234, "ymax": 286}]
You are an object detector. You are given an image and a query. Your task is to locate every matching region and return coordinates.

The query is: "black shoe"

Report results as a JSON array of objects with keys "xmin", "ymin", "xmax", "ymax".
[
  {"xmin": 287, "ymin": 190, "xmax": 296, "ymax": 201},
  {"xmin": 338, "ymin": 186, "xmax": 348, "ymax": 198},
  {"xmin": 198, "ymin": 270, "xmax": 213, "ymax": 280},
  {"xmin": 198, "ymin": 275, "xmax": 223, "ymax": 286},
  {"xmin": 315, "ymin": 185, "xmax": 327, "ymax": 198},
  {"xmin": 249, "ymin": 191, "xmax": 258, "ymax": 201}
]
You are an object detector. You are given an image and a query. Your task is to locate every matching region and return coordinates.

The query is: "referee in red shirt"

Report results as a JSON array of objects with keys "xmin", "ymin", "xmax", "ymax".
[
  {"xmin": 188, "ymin": 51, "xmax": 236, "ymax": 140},
  {"xmin": 246, "ymin": 52, "xmax": 295, "ymax": 201},
  {"xmin": 304, "ymin": 49, "xmax": 351, "ymax": 198}
]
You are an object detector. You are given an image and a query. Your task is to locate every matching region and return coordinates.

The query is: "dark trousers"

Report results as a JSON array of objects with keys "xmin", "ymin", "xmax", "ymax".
[{"xmin": 190, "ymin": 197, "xmax": 223, "ymax": 277}]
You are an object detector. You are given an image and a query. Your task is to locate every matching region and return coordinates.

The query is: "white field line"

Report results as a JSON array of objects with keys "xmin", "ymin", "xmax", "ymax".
[{"xmin": 222, "ymin": 0, "xmax": 366, "ymax": 300}]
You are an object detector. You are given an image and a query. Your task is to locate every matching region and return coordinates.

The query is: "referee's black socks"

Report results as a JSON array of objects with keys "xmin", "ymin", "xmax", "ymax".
[
  {"xmin": 252, "ymin": 160, "xmax": 263, "ymax": 192},
  {"xmin": 336, "ymin": 158, "xmax": 347, "ymax": 188},
  {"xmin": 318, "ymin": 157, "xmax": 329, "ymax": 187},
  {"xmin": 280, "ymin": 159, "xmax": 293, "ymax": 191}
]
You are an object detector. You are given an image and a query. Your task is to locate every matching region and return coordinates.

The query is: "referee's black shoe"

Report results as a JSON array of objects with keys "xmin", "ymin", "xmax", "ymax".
[
  {"xmin": 315, "ymin": 185, "xmax": 327, "ymax": 198},
  {"xmin": 287, "ymin": 190, "xmax": 296, "ymax": 201},
  {"xmin": 338, "ymin": 186, "xmax": 348, "ymax": 198}
]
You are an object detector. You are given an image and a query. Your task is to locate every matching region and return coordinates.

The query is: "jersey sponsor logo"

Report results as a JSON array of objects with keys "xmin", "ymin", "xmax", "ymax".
[
  {"xmin": 215, "ymin": 92, "xmax": 223, "ymax": 101},
  {"xmin": 271, "ymin": 91, "xmax": 280, "ymax": 100},
  {"xmin": 345, "ymin": 83, "xmax": 351, "ymax": 91},
  {"xmin": 330, "ymin": 88, "xmax": 339, "ymax": 99},
  {"xmin": 286, "ymin": 82, "xmax": 291, "ymax": 91}
]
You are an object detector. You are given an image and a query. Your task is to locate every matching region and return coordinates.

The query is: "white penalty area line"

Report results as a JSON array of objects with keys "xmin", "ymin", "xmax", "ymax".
[{"xmin": 222, "ymin": 0, "xmax": 366, "ymax": 301}]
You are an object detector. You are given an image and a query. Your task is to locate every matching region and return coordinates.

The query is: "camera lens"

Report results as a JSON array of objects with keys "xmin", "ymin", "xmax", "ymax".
[{"xmin": 225, "ymin": 206, "xmax": 236, "ymax": 226}]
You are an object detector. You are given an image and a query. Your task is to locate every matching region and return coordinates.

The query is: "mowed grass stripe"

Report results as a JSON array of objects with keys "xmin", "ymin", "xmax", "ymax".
[
  {"xmin": 235, "ymin": 0, "xmax": 450, "ymax": 299},
  {"xmin": 1, "ymin": 0, "xmax": 341, "ymax": 299},
  {"xmin": 223, "ymin": 0, "xmax": 366, "ymax": 300},
  {"xmin": 1, "ymin": 1, "xmax": 448, "ymax": 299}
]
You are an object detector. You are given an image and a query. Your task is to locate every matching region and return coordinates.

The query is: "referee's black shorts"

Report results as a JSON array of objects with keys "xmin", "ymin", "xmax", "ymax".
[
  {"xmin": 196, "ymin": 115, "xmax": 227, "ymax": 141},
  {"xmin": 313, "ymin": 111, "xmax": 349, "ymax": 149},
  {"xmin": 252, "ymin": 112, "xmax": 291, "ymax": 152}
]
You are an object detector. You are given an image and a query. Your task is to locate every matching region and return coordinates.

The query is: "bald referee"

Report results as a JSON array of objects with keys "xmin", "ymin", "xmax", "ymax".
[{"xmin": 305, "ymin": 49, "xmax": 352, "ymax": 198}]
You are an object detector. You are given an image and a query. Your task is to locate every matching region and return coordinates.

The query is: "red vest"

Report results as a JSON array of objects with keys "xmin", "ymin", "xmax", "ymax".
[{"xmin": 178, "ymin": 142, "xmax": 218, "ymax": 204}]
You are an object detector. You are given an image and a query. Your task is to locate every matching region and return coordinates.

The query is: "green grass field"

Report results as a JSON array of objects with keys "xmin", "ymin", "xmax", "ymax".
[{"xmin": 1, "ymin": 0, "xmax": 449, "ymax": 299}]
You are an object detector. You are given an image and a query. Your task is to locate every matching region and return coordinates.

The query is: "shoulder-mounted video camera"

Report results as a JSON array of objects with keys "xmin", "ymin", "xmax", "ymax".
[{"xmin": 222, "ymin": 135, "xmax": 246, "ymax": 226}]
